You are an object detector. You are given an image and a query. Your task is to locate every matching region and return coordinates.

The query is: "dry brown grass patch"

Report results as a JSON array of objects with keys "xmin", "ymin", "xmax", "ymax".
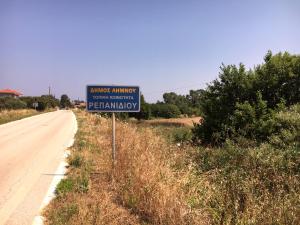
[
  {"xmin": 45, "ymin": 111, "xmax": 209, "ymax": 225},
  {"xmin": 0, "ymin": 109, "xmax": 40, "ymax": 125},
  {"xmin": 143, "ymin": 117, "xmax": 202, "ymax": 127}
]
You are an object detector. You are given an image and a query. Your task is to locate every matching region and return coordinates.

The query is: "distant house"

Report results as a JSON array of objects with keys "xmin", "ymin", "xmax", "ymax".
[
  {"xmin": 73, "ymin": 100, "xmax": 86, "ymax": 109},
  {"xmin": 0, "ymin": 89, "xmax": 22, "ymax": 98}
]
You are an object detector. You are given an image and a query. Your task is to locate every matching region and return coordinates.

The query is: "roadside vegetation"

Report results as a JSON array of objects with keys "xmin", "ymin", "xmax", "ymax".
[
  {"xmin": 0, "ymin": 109, "xmax": 41, "ymax": 125},
  {"xmin": 46, "ymin": 51, "xmax": 299, "ymax": 224},
  {"xmin": 193, "ymin": 51, "xmax": 300, "ymax": 144},
  {"xmin": 0, "ymin": 94, "xmax": 72, "ymax": 111},
  {"xmin": 0, "ymin": 94, "xmax": 73, "ymax": 125},
  {"xmin": 45, "ymin": 111, "xmax": 207, "ymax": 225},
  {"xmin": 45, "ymin": 107, "xmax": 299, "ymax": 225}
]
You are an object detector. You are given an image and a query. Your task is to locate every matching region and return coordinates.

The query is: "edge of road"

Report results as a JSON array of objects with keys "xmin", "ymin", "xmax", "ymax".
[{"xmin": 32, "ymin": 110, "xmax": 78, "ymax": 225}]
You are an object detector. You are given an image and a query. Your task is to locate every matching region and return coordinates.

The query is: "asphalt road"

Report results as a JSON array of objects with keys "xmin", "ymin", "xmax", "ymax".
[{"xmin": 0, "ymin": 110, "xmax": 77, "ymax": 225}]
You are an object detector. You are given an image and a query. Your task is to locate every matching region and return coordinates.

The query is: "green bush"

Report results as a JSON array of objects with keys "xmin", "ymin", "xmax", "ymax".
[
  {"xmin": 193, "ymin": 51, "xmax": 300, "ymax": 144},
  {"xmin": 151, "ymin": 103, "xmax": 181, "ymax": 118},
  {"xmin": 229, "ymin": 92, "xmax": 277, "ymax": 140},
  {"xmin": 129, "ymin": 94, "xmax": 152, "ymax": 120},
  {"xmin": 19, "ymin": 96, "xmax": 36, "ymax": 108},
  {"xmin": 37, "ymin": 100, "xmax": 47, "ymax": 111},
  {"xmin": 40, "ymin": 95, "xmax": 60, "ymax": 109},
  {"xmin": 20, "ymin": 95, "xmax": 59, "ymax": 110},
  {"xmin": 172, "ymin": 127, "xmax": 193, "ymax": 143},
  {"xmin": 269, "ymin": 104, "xmax": 300, "ymax": 148},
  {"xmin": 60, "ymin": 94, "xmax": 72, "ymax": 108},
  {"xmin": 0, "ymin": 97, "xmax": 27, "ymax": 110},
  {"xmin": 163, "ymin": 92, "xmax": 196, "ymax": 115}
]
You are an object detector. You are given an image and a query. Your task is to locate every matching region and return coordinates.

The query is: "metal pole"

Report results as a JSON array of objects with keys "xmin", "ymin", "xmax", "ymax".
[{"xmin": 112, "ymin": 112, "xmax": 116, "ymax": 168}]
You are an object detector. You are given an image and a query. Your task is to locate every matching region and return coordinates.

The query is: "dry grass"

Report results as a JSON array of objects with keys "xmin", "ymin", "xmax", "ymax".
[
  {"xmin": 45, "ymin": 111, "xmax": 209, "ymax": 225},
  {"xmin": 0, "ymin": 109, "xmax": 40, "ymax": 125},
  {"xmin": 143, "ymin": 117, "xmax": 202, "ymax": 127},
  {"xmin": 44, "ymin": 111, "xmax": 299, "ymax": 224}
]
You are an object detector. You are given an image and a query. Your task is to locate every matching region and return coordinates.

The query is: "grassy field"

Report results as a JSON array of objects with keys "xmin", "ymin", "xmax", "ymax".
[
  {"xmin": 0, "ymin": 109, "xmax": 41, "ymax": 125},
  {"xmin": 45, "ymin": 111, "xmax": 299, "ymax": 225}
]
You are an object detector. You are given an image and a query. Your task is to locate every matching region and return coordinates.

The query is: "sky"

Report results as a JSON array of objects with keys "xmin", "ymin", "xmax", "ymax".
[{"xmin": 0, "ymin": 0, "xmax": 300, "ymax": 102}]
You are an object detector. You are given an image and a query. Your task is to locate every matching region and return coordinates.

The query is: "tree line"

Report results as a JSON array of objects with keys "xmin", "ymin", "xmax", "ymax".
[
  {"xmin": 1, "ymin": 51, "xmax": 299, "ymax": 146},
  {"xmin": 128, "ymin": 90, "xmax": 203, "ymax": 120},
  {"xmin": 131, "ymin": 51, "xmax": 299, "ymax": 144},
  {"xmin": 0, "ymin": 94, "xmax": 72, "ymax": 111}
]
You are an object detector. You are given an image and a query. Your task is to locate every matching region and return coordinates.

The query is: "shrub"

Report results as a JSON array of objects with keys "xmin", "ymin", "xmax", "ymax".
[
  {"xmin": 194, "ymin": 141, "xmax": 300, "ymax": 224},
  {"xmin": 36, "ymin": 100, "xmax": 47, "ymax": 111},
  {"xmin": 19, "ymin": 96, "xmax": 37, "ymax": 108},
  {"xmin": 172, "ymin": 127, "xmax": 193, "ymax": 143},
  {"xmin": 60, "ymin": 94, "xmax": 72, "ymax": 108},
  {"xmin": 0, "ymin": 97, "xmax": 27, "ymax": 110},
  {"xmin": 269, "ymin": 104, "xmax": 300, "ymax": 148},
  {"xmin": 20, "ymin": 95, "xmax": 59, "ymax": 110},
  {"xmin": 151, "ymin": 103, "xmax": 181, "ymax": 118},
  {"xmin": 193, "ymin": 51, "xmax": 300, "ymax": 144},
  {"xmin": 163, "ymin": 92, "xmax": 198, "ymax": 116},
  {"xmin": 129, "ymin": 94, "xmax": 152, "ymax": 120}
]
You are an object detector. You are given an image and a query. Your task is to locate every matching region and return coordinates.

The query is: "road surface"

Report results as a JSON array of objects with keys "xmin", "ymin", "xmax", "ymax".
[{"xmin": 0, "ymin": 110, "xmax": 77, "ymax": 225}]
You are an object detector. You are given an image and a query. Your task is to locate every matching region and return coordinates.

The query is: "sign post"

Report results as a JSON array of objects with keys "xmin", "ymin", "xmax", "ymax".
[
  {"xmin": 86, "ymin": 85, "xmax": 140, "ymax": 168},
  {"xmin": 112, "ymin": 112, "xmax": 116, "ymax": 168},
  {"xmin": 32, "ymin": 102, "xmax": 38, "ymax": 110}
]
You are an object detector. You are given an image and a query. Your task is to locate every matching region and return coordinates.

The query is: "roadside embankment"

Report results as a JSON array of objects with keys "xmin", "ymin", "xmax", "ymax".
[{"xmin": 44, "ymin": 111, "xmax": 208, "ymax": 225}]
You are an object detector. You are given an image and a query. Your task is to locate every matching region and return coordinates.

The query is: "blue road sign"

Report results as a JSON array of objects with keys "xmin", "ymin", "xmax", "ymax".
[{"xmin": 86, "ymin": 85, "xmax": 140, "ymax": 112}]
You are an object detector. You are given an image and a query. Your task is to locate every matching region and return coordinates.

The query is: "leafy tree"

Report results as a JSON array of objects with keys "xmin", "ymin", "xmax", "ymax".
[
  {"xmin": 20, "ymin": 95, "xmax": 59, "ymax": 110},
  {"xmin": 151, "ymin": 103, "xmax": 181, "ymax": 118},
  {"xmin": 187, "ymin": 89, "xmax": 205, "ymax": 109},
  {"xmin": 230, "ymin": 92, "xmax": 276, "ymax": 140},
  {"xmin": 36, "ymin": 100, "xmax": 47, "ymax": 111},
  {"xmin": 60, "ymin": 94, "xmax": 72, "ymax": 108},
  {"xmin": 41, "ymin": 95, "xmax": 60, "ymax": 108},
  {"xmin": 193, "ymin": 51, "xmax": 300, "ymax": 144},
  {"xmin": 129, "ymin": 95, "xmax": 151, "ymax": 120},
  {"xmin": 0, "ymin": 97, "xmax": 27, "ymax": 110},
  {"xmin": 163, "ymin": 92, "xmax": 199, "ymax": 116},
  {"xmin": 254, "ymin": 51, "xmax": 300, "ymax": 107},
  {"xmin": 268, "ymin": 103, "xmax": 300, "ymax": 148},
  {"xmin": 20, "ymin": 96, "xmax": 38, "ymax": 109}
]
